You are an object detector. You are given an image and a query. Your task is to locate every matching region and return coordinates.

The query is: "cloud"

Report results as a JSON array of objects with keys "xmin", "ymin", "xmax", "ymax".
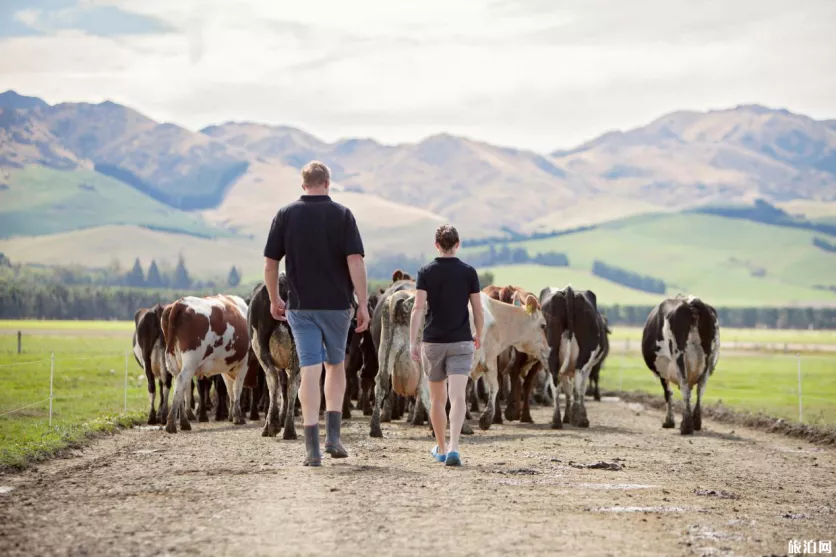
[
  {"xmin": 2, "ymin": 0, "xmax": 171, "ymax": 38},
  {"xmin": 0, "ymin": 0, "xmax": 834, "ymax": 151}
]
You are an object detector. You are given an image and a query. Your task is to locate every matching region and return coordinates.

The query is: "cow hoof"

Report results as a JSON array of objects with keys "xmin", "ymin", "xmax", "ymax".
[
  {"xmin": 576, "ymin": 417, "xmax": 590, "ymax": 428},
  {"xmin": 593, "ymin": 394, "xmax": 601, "ymax": 402},
  {"xmin": 262, "ymin": 423, "xmax": 280, "ymax": 437},
  {"xmin": 550, "ymin": 420, "xmax": 563, "ymax": 430},
  {"xmin": 180, "ymin": 420, "xmax": 192, "ymax": 431},
  {"xmin": 363, "ymin": 408, "xmax": 372, "ymax": 417},
  {"xmin": 234, "ymin": 416, "xmax": 246, "ymax": 426},
  {"xmin": 198, "ymin": 414, "xmax": 209, "ymax": 423},
  {"xmin": 165, "ymin": 422, "xmax": 178, "ymax": 434},
  {"xmin": 461, "ymin": 422, "xmax": 474, "ymax": 435},
  {"xmin": 282, "ymin": 428, "xmax": 298, "ymax": 441},
  {"xmin": 662, "ymin": 419, "xmax": 675, "ymax": 429},
  {"xmin": 147, "ymin": 411, "xmax": 158, "ymax": 426},
  {"xmin": 693, "ymin": 411, "xmax": 702, "ymax": 431},
  {"xmin": 249, "ymin": 411, "xmax": 260, "ymax": 421},
  {"xmin": 369, "ymin": 423, "xmax": 383, "ymax": 438},
  {"xmin": 343, "ymin": 410, "xmax": 352, "ymax": 420},
  {"xmin": 478, "ymin": 415, "xmax": 492, "ymax": 431},
  {"xmin": 521, "ymin": 413, "xmax": 534, "ymax": 424},
  {"xmin": 186, "ymin": 409, "xmax": 197, "ymax": 421},
  {"xmin": 562, "ymin": 414, "xmax": 571, "ymax": 424},
  {"xmin": 680, "ymin": 417, "xmax": 694, "ymax": 435}
]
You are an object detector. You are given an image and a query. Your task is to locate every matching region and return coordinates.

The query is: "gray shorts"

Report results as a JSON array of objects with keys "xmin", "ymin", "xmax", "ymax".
[{"xmin": 422, "ymin": 341, "xmax": 474, "ymax": 382}]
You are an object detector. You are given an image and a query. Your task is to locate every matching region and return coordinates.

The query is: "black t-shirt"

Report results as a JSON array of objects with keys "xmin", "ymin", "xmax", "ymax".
[
  {"xmin": 416, "ymin": 257, "xmax": 480, "ymax": 343},
  {"xmin": 263, "ymin": 195, "xmax": 364, "ymax": 310}
]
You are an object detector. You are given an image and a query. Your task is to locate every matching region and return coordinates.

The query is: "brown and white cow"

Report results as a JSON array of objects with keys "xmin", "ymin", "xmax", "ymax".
[
  {"xmin": 641, "ymin": 296, "xmax": 720, "ymax": 435},
  {"xmin": 161, "ymin": 295, "xmax": 251, "ymax": 433},
  {"xmin": 132, "ymin": 304, "xmax": 171, "ymax": 425},
  {"xmin": 248, "ymin": 277, "xmax": 301, "ymax": 440},
  {"xmin": 539, "ymin": 285, "xmax": 606, "ymax": 429}
]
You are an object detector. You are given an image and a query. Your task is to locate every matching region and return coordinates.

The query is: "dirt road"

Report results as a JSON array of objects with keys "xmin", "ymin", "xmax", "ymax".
[{"xmin": 0, "ymin": 398, "xmax": 833, "ymax": 557}]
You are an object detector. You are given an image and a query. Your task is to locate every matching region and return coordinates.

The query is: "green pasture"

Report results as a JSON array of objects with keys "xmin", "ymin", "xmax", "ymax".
[
  {"xmin": 600, "ymin": 352, "xmax": 836, "ymax": 426},
  {"xmin": 0, "ymin": 331, "xmax": 147, "ymax": 470},
  {"xmin": 0, "ymin": 320, "xmax": 134, "ymax": 332},
  {"xmin": 467, "ymin": 213, "xmax": 836, "ymax": 307},
  {"xmin": 0, "ymin": 166, "xmax": 233, "ymax": 239}
]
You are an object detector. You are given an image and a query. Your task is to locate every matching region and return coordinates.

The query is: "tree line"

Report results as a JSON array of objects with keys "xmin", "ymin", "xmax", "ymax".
[
  {"xmin": 465, "ymin": 245, "xmax": 569, "ymax": 268},
  {"xmin": 813, "ymin": 237, "xmax": 836, "ymax": 254},
  {"xmin": 592, "ymin": 260, "xmax": 666, "ymax": 294}
]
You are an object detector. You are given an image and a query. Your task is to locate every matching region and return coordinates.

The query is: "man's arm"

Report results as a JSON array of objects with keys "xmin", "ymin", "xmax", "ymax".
[
  {"xmin": 263, "ymin": 212, "xmax": 286, "ymax": 320},
  {"xmin": 264, "ymin": 258, "xmax": 281, "ymax": 303},
  {"xmin": 347, "ymin": 254, "xmax": 368, "ymax": 307}
]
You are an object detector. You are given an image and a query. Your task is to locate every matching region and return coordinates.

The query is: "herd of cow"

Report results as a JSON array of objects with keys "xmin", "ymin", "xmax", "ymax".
[{"xmin": 132, "ymin": 270, "xmax": 721, "ymax": 445}]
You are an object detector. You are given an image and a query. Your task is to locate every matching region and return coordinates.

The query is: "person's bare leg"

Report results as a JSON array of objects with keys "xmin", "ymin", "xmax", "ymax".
[
  {"xmin": 324, "ymin": 362, "xmax": 346, "ymax": 411},
  {"xmin": 429, "ymin": 379, "xmax": 448, "ymax": 454},
  {"xmin": 447, "ymin": 374, "xmax": 468, "ymax": 454},
  {"xmin": 299, "ymin": 364, "xmax": 323, "ymax": 426}
]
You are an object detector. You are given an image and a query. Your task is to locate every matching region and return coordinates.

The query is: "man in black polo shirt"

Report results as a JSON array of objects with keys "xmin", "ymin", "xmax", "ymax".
[
  {"xmin": 263, "ymin": 161, "xmax": 370, "ymax": 467},
  {"xmin": 409, "ymin": 225, "xmax": 484, "ymax": 467}
]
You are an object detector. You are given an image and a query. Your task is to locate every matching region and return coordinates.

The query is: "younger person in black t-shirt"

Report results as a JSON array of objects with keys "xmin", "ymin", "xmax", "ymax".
[{"xmin": 409, "ymin": 225, "xmax": 484, "ymax": 466}]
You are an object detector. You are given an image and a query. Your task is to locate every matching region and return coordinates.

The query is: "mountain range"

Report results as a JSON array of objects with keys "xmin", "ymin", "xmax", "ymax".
[{"xmin": 1, "ymin": 89, "xmax": 835, "ymax": 304}]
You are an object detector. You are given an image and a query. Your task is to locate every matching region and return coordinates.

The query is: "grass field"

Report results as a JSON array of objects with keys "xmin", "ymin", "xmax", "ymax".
[
  {"xmin": 0, "ymin": 166, "xmax": 234, "ymax": 239},
  {"xmin": 608, "ymin": 326, "xmax": 836, "ymax": 346},
  {"xmin": 0, "ymin": 331, "xmax": 148, "ymax": 470},
  {"xmin": 467, "ymin": 213, "xmax": 836, "ymax": 307},
  {"xmin": 0, "ymin": 320, "xmax": 134, "ymax": 332},
  {"xmin": 599, "ymin": 352, "xmax": 836, "ymax": 426}
]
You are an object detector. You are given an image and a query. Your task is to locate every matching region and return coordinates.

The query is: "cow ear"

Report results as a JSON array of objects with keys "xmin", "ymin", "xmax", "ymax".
[
  {"xmin": 525, "ymin": 295, "xmax": 537, "ymax": 315},
  {"xmin": 154, "ymin": 304, "xmax": 164, "ymax": 319},
  {"xmin": 512, "ymin": 292, "xmax": 522, "ymax": 307}
]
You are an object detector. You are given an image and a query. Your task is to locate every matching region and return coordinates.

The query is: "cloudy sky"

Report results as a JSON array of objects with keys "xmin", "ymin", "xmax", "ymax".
[{"xmin": 1, "ymin": 0, "xmax": 834, "ymax": 151}]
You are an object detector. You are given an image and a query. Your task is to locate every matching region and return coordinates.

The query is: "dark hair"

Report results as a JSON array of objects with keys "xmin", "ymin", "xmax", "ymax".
[{"xmin": 435, "ymin": 224, "xmax": 460, "ymax": 252}]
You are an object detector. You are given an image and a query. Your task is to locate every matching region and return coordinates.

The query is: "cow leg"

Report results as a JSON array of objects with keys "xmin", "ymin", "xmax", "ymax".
[
  {"xmin": 196, "ymin": 378, "xmax": 210, "ymax": 422},
  {"xmin": 213, "ymin": 376, "xmax": 229, "ymax": 422},
  {"xmin": 262, "ymin": 368, "xmax": 282, "ymax": 437},
  {"xmin": 381, "ymin": 390, "xmax": 394, "ymax": 423},
  {"xmin": 550, "ymin": 375, "xmax": 564, "ymax": 429},
  {"xmin": 158, "ymin": 372, "xmax": 172, "ymax": 423},
  {"xmin": 660, "ymin": 378, "xmax": 675, "ymax": 428},
  {"xmin": 223, "ymin": 369, "xmax": 247, "ymax": 426},
  {"xmin": 358, "ymin": 383, "xmax": 370, "ymax": 416},
  {"xmin": 520, "ymin": 363, "xmax": 540, "ymax": 424},
  {"xmin": 411, "ymin": 396, "xmax": 427, "ymax": 427},
  {"xmin": 185, "ymin": 378, "xmax": 197, "ymax": 421},
  {"xmin": 678, "ymin": 355, "xmax": 694, "ymax": 435},
  {"xmin": 283, "ymin": 367, "xmax": 300, "ymax": 440},
  {"xmin": 370, "ymin": 362, "xmax": 391, "ymax": 438},
  {"xmin": 694, "ymin": 372, "xmax": 708, "ymax": 431},
  {"xmin": 248, "ymin": 384, "xmax": 261, "ymax": 421},
  {"xmin": 505, "ymin": 353, "xmax": 523, "ymax": 422},
  {"xmin": 144, "ymin": 365, "xmax": 158, "ymax": 425},
  {"xmin": 166, "ymin": 364, "xmax": 197, "ymax": 433},
  {"xmin": 561, "ymin": 374, "xmax": 573, "ymax": 424},
  {"xmin": 342, "ymin": 376, "xmax": 353, "ymax": 419},
  {"xmin": 571, "ymin": 368, "xmax": 590, "ymax": 428},
  {"xmin": 478, "ymin": 365, "xmax": 500, "ymax": 430}
]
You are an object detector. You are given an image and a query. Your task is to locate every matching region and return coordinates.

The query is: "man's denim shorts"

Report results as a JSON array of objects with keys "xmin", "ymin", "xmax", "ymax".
[{"xmin": 286, "ymin": 309, "xmax": 353, "ymax": 368}]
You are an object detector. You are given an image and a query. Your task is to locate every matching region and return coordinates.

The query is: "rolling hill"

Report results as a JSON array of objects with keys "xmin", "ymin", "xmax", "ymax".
[
  {"xmin": 2, "ymin": 89, "xmax": 836, "ymax": 306},
  {"xmin": 463, "ymin": 213, "xmax": 836, "ymax": 307}
]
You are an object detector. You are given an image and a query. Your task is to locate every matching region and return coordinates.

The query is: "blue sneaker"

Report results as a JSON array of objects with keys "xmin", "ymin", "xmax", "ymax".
[
  {"xmin": 445, "ymin": 451, "xmax": 461, "ymax": 467},
  {"xmin": 431, "ymin": 445, "xmax": 446, "ymax": 463}
]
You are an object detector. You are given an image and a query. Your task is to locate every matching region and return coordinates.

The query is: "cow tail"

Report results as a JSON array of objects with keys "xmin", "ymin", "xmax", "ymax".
[
  {"xmin": 686, "ymin": 296, "xmax": 701, "ymax": 327},
  {"xmin": 161, "ymin": 301, "xmax": 183, "ymax": 355},
  {"xmin": 565, "ymin": 285, "xmax": 575, "ymax": 343}
]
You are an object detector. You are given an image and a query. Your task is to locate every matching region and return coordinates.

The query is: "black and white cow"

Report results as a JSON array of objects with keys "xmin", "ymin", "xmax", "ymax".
[
  {"xmin": 248, "ymin": 276, "xmax": 300, "ymax": 440},
  {"xmin": 641, "ymin": 296, "xmax": 720, "ymax": 435},
  {"xmin": 132, "ymin": 304, "xmax": 172, "ymax": 425},
  {"xmin": 539, "ymin": 285, "xmax": 606, "ymax": 429}
]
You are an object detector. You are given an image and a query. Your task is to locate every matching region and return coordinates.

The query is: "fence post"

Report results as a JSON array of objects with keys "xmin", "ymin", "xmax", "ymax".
[
  {"xmin": 797, "ymin": 353, "xmax": 803, "ymax": 424},
  {"xmin": 17, "ymin": 331, "xmax": 21, "ymax": 354},
  {"xmin": 49, "ymin": 352, "xmax": 55, "ymax": 427},
  {"xmin": 124, "ymin": 350, "xmax": 129, "ymax": 414}
]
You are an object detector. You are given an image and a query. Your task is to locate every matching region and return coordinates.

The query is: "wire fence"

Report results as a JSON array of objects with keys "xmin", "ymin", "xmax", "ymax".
[
  {"xmin": 604, "ymin": 346, "xmax": 835, "ymax": 425},
  {"xmin": 0, "ymin": 349, "xmax": 148, "ymax": 433}
]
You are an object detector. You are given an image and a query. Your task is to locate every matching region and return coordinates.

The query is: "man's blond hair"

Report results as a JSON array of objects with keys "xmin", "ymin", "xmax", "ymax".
[{"xmin": 301, "ymin": 161, "xmax": 330, "ymax": 188}]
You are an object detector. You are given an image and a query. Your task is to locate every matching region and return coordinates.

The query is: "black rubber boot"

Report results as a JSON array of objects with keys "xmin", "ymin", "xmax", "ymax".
[
  {"xmin": 303, "ymin": 425, "xmax": 321, "ymax": 467},
  {"xmin": 324, "ymin": 411, "xmax": 348, "ymax": 459}
]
